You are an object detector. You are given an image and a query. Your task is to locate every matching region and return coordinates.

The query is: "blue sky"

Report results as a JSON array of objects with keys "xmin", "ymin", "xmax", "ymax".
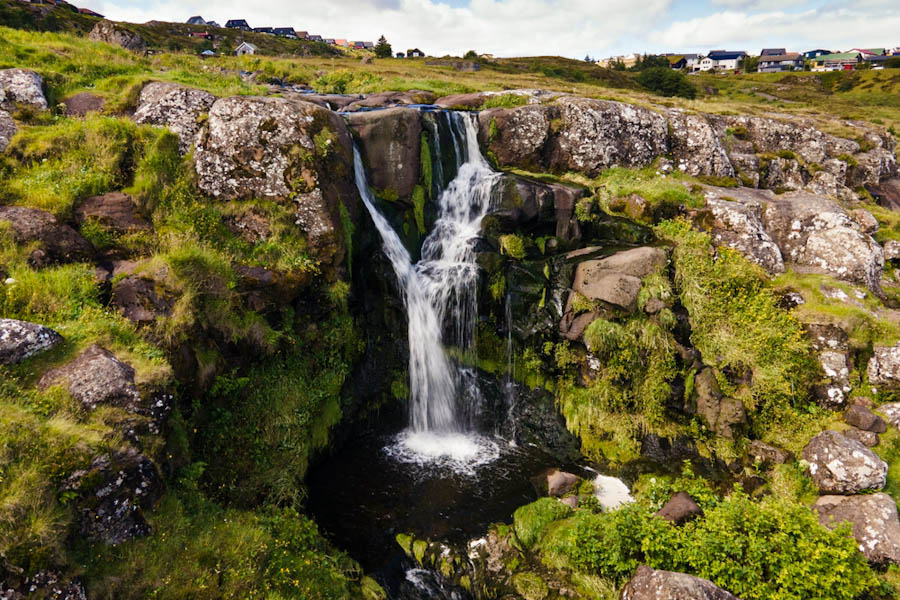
[{"xmin": 95, "ymin": 0, "xmax": 899, "ymax": 58}]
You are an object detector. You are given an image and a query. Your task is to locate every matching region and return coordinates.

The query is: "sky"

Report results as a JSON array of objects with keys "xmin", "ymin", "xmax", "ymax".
[{"xmin": 93, "ymin": 0, "xmax": 900, "ymax": 59}]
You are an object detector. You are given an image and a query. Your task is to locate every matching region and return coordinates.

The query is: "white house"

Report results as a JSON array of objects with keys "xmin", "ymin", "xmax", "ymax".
[
  {"xmin": 699, "ymin": 50, "xmax": 748, "ymax": 71},
  {"xmin": 234, "ymin": 42, "xmax": 258, "ymax": 56}
]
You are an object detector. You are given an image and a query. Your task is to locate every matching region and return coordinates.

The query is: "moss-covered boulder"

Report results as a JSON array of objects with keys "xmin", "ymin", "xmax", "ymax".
[
  {"xmin": 0, "ymin": 68, "xmax": 48, "ymax": 111},
  {"xmin": 133, "ymin": 82, "xmax": 216, "ymax": 152}
]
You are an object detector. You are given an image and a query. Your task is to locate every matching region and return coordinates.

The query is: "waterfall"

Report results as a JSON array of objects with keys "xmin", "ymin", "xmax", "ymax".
[{"xmin": 353, "ymin": 111, "xmax": 502, "ymax": 466}]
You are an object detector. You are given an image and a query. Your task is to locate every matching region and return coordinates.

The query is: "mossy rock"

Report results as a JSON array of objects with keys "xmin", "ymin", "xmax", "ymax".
[{"xmin": 512, "ymin": 573, "xmax": 549, "ymax": 600}]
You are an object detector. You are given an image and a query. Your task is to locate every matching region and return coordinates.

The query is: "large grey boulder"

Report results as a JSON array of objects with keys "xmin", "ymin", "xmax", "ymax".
[
  {"xmin": 622, "ymin": 565, "xmax": 740, "ymax": 600},
  {"xmin": 700, "ymin": 193, "xmax": 784, "ymax": 274},
  {"xmin": 725, "ymin": 115, "xmax": 832, "ymax": 164},
  {"xmin": 868, "ymin": 343, "xmax": 900, "ymax": 388},
  {"xmin": 762, "ymin": 192, "xmax": 883, "ymax": 291},
  {"xmin": 88, "ymin": 20, "xmax": 146, "ymax": 52},
  {"xmin": 0, "ymin": 109, "xmax": 15, "ymax": 152},
  {"xmin": 0, "ymin": 206, "xmax": 93, "ymax": 265},
  {"xmin": 667, "ymin": 111, "xmax": 734, "ymax": 178},
  {"xmin": 0, "ymin": 68, "xmax": 48, "ymax": 111},
  {"xmin": 802, "ymin": 430, "xmax": 887, "ymax": 494},
  {"xmin": 878, "ymin": 402, "xmax": 900, "ymax": 428},
  {"xmin": 571, "ymin": 247, "xmax": 666, "ymax": 312},
  {"xmin": 848, "ymin": 149, "xmax": 898, "ymax": 188},
  {"xmin": 345, "ymin": 108, "xmax": 421, "ymax": 204},
  {"xmin": 762, "ymin": 157, "xmax": 805, "ymax": 192},
  {"xmin": 133, "ymin": 82, "xmax": 216, "ymax": 152},
  {"xmin": 343, "ymin": 90, "xmax": 436, "ymax": 111},
  {"xmin": 0, "ymin": 318, "xmax": 63, "ymax": 365},
  {"xmin": 38, "ymin": 344, "xmax": 141, "ymax": 412},
  {"xmin": 478, "ymin": 105, "xmax": 550, "ymax": 170},
  {"xmin": 816, "ymin": 493, "xmax": 900, "ymax": 565}
]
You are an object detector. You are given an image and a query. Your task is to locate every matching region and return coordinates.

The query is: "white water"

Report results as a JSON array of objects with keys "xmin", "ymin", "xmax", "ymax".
[{"xmin": 353, "ymin": 111, "xmax": 501, "ymax": 467}]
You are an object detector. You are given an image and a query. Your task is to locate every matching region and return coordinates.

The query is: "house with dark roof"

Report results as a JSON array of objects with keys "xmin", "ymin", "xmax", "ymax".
[
  {"xmin": 308, "ymin": 34, "xmax": 323, "ymax": 42},
  {"xmin": 666, "ymin": 53, "xmax": 699, "ymax": 70},
  {"xmin": 253, "ymin": 27, "xmax": 274, "ymax": 35},
  {"xmin": 274, "ymin": 27, "xmax": 296, "ymax": 38},
  {"xmin": 396, "ymin": 52, "xmax": 405, "ymax": 58},
  {"xmin": 324, "ymin": 38, "xmax": 335, "ymax": 45},
  {"xmin": 186, "ymin": 16, "xmax": 206, "ymax": 25},
  {"xmin": 699, "ymin": 50, "xmax": 747, "ymax": 71},
  {"xmin": 759, "ymin": 52, "xmax": 803, "ymax": 72},
  {"xmin": 207, "ymin": 21, "xmax": 220, "ymax": 28},
  {"xmin": 363, "ymin": 41, "xmax": 374, "ymax": 49},
  {"xmin": 803, "ymin": 49, "xmax": 832, "ymax": 59},
  {"xmin": 407, "ymin": 48, "xmax": 424, "ymax": 57},
  {"xmin": 78, "ymin": 7, "xmax": 103, "ymax": 17},
  {"xmin": 296, "ymin": 31, "xmax": 309, "ymax": 40},
  {"xmin": 352, "ymin": 41, "xmax": 366, "ymax": 49},
  {"xmin": 225, "ymin": 19, "xmax": 251, "ymax": 31},
  {"xmin": 760, "ymin": 48, "xmax": 786, "ymax": 56}
]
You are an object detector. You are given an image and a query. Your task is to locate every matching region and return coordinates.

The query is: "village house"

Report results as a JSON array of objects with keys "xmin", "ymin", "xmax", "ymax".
[
  {"xmin": 308, "ymin": 34, "xmax": 323, "ymax": 42},
  {"xmin": 407, "ymin": 48, "xmax": 425, "ymax": 58},
  {"xmin": 760, "ymin": 48, "xmax": 786, "ymax": 56},
  {"xmin": 234, "ymin": 41, "xmax": 257, "ymax": 56},
  {"xmin": 352, "ymin": 41, "xmax": 367, "ymax": 49},
  {"xmin": 77, "ymin": 6, "xmax": 102, "ymax": 17},
  {"xmin": 364, "ymin": 41, "xmax": 374, "ymax": 49},
  {"xmin": 273, "ymin": 27, "xmax": 296, "ymax": 38},
  {"xmin": 225, "ymin": 19, "xmax": 251, "ymax": 31},
  {"xmin": 699, "ymin": 50, "xmax": 748, "ymax": 71},
  {"xmin": 296, "ymin": 31, "xmax": 309, "ymax": 40},
  {"xmin": 207, "ymin": 21, "xmax": 220, "ymax": 28},
  {"xmin": 185, "ymin": 16, "xmax": 205, "ymax": 25},
  {"xmin": 803, "ymin": 49, "xmax": 832, "ymax": 59},
  {"xmin": 324, "ymin": 38, "xmax": 336, "ymax": 45},
  {"xmin": 253, "ymin": 27, "xmax": 274, "ymax": 35},
  {"xmin": 396, "ymin": 52, "xmax": 405, "ymax": 58},
  {"xmin": 812, "ymin": 51, "xmax": 862, "ymax": 71},
  {"xmin": 334, "ymin": 39, "xmax": 349, "ymax": 47},
  {"xmin": 758, "ymin": 51, "xmax": 803, "ymax": 72},
  {"xmin": 666, "ymin": 53, "xmax": 699, "ymax": 70}
]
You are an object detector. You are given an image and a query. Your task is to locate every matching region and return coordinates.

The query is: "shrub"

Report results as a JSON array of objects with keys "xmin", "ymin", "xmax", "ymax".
[
  {"xmin": 637, "ymin": 67, "xmax": 696, "ymax": 99},
  {"xmin": 513, "ymin": 497, "xmax": 572, "ymax": 549}
]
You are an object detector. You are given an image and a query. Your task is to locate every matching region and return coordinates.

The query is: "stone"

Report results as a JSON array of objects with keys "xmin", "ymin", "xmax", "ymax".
[
  {"xmin": 801, "ymin": 430, "xmax": 887, "ymax": 494},
  {"xmin": 748, "ymin": 440, "xmax": 792, "ymax": 465},
  {"xmin": 762, "ymin": 192, "xmax": 883, "ymax": 291},
  {"xmin": 60, "ymin": 450, "xmax": 162, "ymax": 545},
  {"xmin": 0, "ymin": 109, "xmax": 15, "ymax": 152},
  {"xmin": 0, "ymin": 206, "xmax": 93, "ymax": 264},
  {"xmin": 700, "ymin": 195, "xmax": 784, "ymax": 274},
  {"xmin": 667, "ymin": 111, "xmax": 735, "ymax": 178},
  {"xmin": 843, "ymin": 428, "xmax": 879, "ymax": 448},
  {"xmin": 845, "ymin": 405, "xmax": 887, "ymax": 433},
  {"xmin": 804, "ymin": 323, "xmax": 849, "ymax": 352},
  {"xmin": 343, "ymin": 90, "xmax": 436, "ymax": 111},
  {"xmin": 815, "ymin": 349, "xmax": 852, "ymax": 408},
  {"xmin": 88, "ymin": 20, "xmax": 147, "ymax": 52},
  {"xmin": 74, "ymin": 192, "xmax": 151, "ymax": 234},
  {"xmin": 545, "ymin": 469, "xmax": 578, "ymax": 497},
  {"xmin": 816, "ymin": 493, "xmax": 900, "ymax": 565},
  {"xmin": 868, "ymin": 343, "xmax": 900, "ymax": 388},
  {"xmin": 867, "ymin": 178, "xmax": 900, "ymax": 211},
  {"xmin": 0, "ymin": 68, "xmax": 48, "ymax": 111},
  {"xmin": 479, "ymin": 105, "xmax": 550, "ymax": 169},
  {"xmin": 438, "ymin": 92, "xmax": 494, "ymax": 109},
  {"xmin": 560, "ymin": 496, "xmax": 578, "ymax": 509},
  {"xmin": 111, "ymin": 275, "xmax": 174, "ymax": 324},
  {"xmin": 725, "ymin": 115, "xmax": 831, "ymax": 164},
  {"xmin": 656, "ymin": 492, "xmax": 702, "ymax": 525},
  {"xmin": 850, "ymin": 209, "xmax": 879, "ymax": 235},
  {"xmin": 805, "ymin": 170, "xmax": 856, "ymax": 202},
  {"xmin": 38, "ymin": 345, "xmax": 141, "ymax": 412},
  {"xmin": 63, "ymin": 92, "xmax": 105, "ymax": 117},
  {"xmin": 690, "ymin": 368, "xmax": 746, "ymax": 439},
  {"xmin": 346, "ymin": 108, "xmax": 421, "ymax": 204},
  {"xmin": 133, "ymin": 82, "xmax": 216, "ymax": 152},
  {"xmin": 293, "ymin": 93, "xmax": 361, "ymax": 111},
  {"xmin": 0, "ymin": 318, "xmax": 63, "ymax": 365},
  {"xmin": 622, "ymin": 565, "xmax": 740, "ymax": 600},
  {"xmin": 729, "ymin": 153, "xmax": 760, "ymax": 187},
  {"xmin": 763, "ymin": 157, "xmax": 805, "ymax": 192},
  {"xmin": 570, "ymin": 247, "xmax": 666, "ymax": 313},
  {"xmin": 848, "ymin": 149, "xmax": 898, "ymax": 188},
  {"xmin": 879, "ymin": 403, "xmax": 900, "ymax": 429},
  {"xmin": 884, "ymin": 240, "xmax": 900, "ymax": 261}
]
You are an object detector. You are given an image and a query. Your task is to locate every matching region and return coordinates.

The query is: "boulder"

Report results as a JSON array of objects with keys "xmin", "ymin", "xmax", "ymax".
[
  {"xmin": 290, "ymin": 93, "xmax": 361, "ymax": 111},
  {"xmin": 656, "ymin": 492, "xmax": 702, "ymax": 525},
  {"xmin": 38, "ymin": 344, "xmax": 141, "ymax": 412},
  {"xmin": 868, "ymin": 343, "xmax": 900, "ymax": 388},
  {"xmin": 815, "ymin": 350, "xmax": 852, "ymax": 408},
  {"xmin": 762, "ymin": 192, "xmax": 883, "ymax": 291},
  {"xmin": 74, "ymin": 192, "xmax": 151, "ymax": 234},
  {"xmin": 0, "ymin": 318, "xmax": 63, "ymax": 365},
  {"xmin": 343, "ymin": 90, "xmax": 436, "ymax": 111},
  {"xmin": 345, "ymin": 108, "xmax": 421, "ymax": 204},
  {"xmin": 0, "ymin": 109, "xmax": 15, "ymax": 152},
  {"xmin": 879, "ymin": 403, "xmax": 900, "ymax": 429},
  {"xmin": 848, "ymin": 149, "xmax": 898, "ymax": 188},
  {"xmin": 725, "ymin": 116, "xmax": 831, "ymax": 164},
  {"xmin": 690, "ymin": 368, "xmax": 746, "ymax": 439},
  {"xmin": 700, "ymin": 195, "xmax": 784, "ymax": 274},
  {"xmin": 60, "ymin": 450, "xmax": 162, "ymax": 545},
  {"xmin": 801, "ymin": 430, "xmax": 887, "ymax": 494},
  {"xmin": 133, "ymin": 82, "xmax": 216, "ymax": 152},
  {"xmin": 88, "ymin": 20, "xmax": 147, "ymax": 52},
  {"xmin": 0, "ymin": 206, "xmax": 93, "ymax": 264},
  {"xmin": 884, "ymin": 240, "xmax": 900, "ymax": 262},
  {"xmin": 748, "ymin": 440, "xmax": 792, "ymax": 465},
  {"xmin": 729, "ymin": 153, "xmax": 760, "ymax": 187},
  {"xmin": 437, "ymin": 92, "xmax": 494, "ymax": 109},
  {"xmin": 621, "ymin": 565, "xmax": 740, "ymax": 600},
  {"xmin": 545, "ymin": 469, "xmax": 578, "ymax": 497},
  {"xmin": 667, "ymin": 111, "xmax": 735, "ymax": 178},
  {"xmin": 63, "ymin": 92, "xmax": 106, "ymax": 117},
  {"xmin": 111, "ymin": 275, "xmax": 174, "ymax": 324},
  {"xmin": 867, "ymin": 178, "xmax": 900, "ymax": 211},
  {"xmin": 479, "ymin": 105, "xmax": 550, "ymax": 169},
  {"xmin": 569, "ymin": 247, "xmax": 666, "ymax": 313},
  {"xmin": 845, "ymin": 405, "xmax": 887, "ymax": 433},
  {"xmin": 850, "ymin": 209, "xmax": 879, "ymax": 235},
  {"xmin": 194, "ymin": 96, "xmax": 355, "ymax": 273},
  {"xmin": 762, "ymin": 157, "xmax": 805, "ymax": 192},
  {"xmin": 843, "ymin": 428, "xmax": 879, "ymax": 448},
  {"xmin": 0, "ymin": 68, "xmax": 48, "ymax": 111},
  {"xmin": 816, "ymin": 493, "xmax": 900, "ymax": 565}
]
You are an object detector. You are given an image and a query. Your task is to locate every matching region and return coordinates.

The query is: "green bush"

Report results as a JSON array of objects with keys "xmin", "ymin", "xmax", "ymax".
[
  {"xmin": 637, "ymin": 67, "xmax": 696, "ymax": 99},
  {"xmin": 513, "ymin": 497, "xmax": 572, "ymax": 549}
]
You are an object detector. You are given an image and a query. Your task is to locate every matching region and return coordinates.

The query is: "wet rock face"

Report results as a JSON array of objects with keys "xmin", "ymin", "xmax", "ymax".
[
  {"xmin": 61, "ymin": 451, "xmax": 162, "ymax": 545},
  {"xmin": 38, "ymin": 344, "xmax": 142, "ymax": 412},
  {"xmin": 88, "ymin": 20, "xmax": 147, "ymax": 52},
  {"xmin": 816, "ymin": 493, "xmax": 900, "ymax": 566},
  {"xmin": 700, "ymin": 194, "xmax": 784, "ymax": 274},
  {"xmin": 868, "ymin": 343, "xmax": 900, "ymax": 387},
  {"xmin": 0, "ymin": 318, "xmax": 63, "ymax": 365},
  {"xmin": 667, "ymin": 111, "xmax": 735, "ymax": 178},
  {"xmin": 622, "ymin": 565, "xmax": 740, "ymax": 600},
  {"xmin": 0, "ymin": 68, "xmax": 48, "ymax": 111},
  {"xmin": 762, "ymin": 192, "xmax": 883, "ymax": 291},
  {"xmin": 346, "ymin": 108, "xmax": 421, "ymax": 204},
  {"xmin": 0, "ymin": 109, "xmax": 15, "ymax": 152},
  {"xmin": 0, "ymin": 206, "xmax": 94, "ymax": 265},
  {"xmin": 133, "ymin": 82, "xmax": 216, "ymax": 152},
  {"xmin": 802, "ymin": 430, "xmax": 887, "ymax": 494}
]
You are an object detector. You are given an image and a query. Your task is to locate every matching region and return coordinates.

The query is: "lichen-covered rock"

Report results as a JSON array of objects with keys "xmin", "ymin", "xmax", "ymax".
[
  {"xmin": 884, "ymin": 240, "xmax": 900, "ymax": 261},
  {"xmin": 61, "ymin": 450, "xmax": 162, "ymax": 545},
  {"xmin": 133, "ymin": 82, "xmax": 216, "ymax": 152},
  {"xmin": 763, "ymin": 157, "xmax": 805, "ymax": 191},
  {"xmin": 843, "ymin": 427, "xmax": 879, "ymax": 447},
  {"xmin": 63, "ymin": 91, "xmax": 106, "ymax": 117},
  {"xmin": 848, "ymin": 149, "xmax": 898, "ymax": 188},
  {"xmin": 0, "ymin": 206, "xmax": 93, "ymax": 265},
  {"xmin": 725, "ymin": 115, "xmax": 831, "ymax": 164},
  {"xmin": 479, "ymin": 105, "xmax": 550, "ymax": 170},
  {"xmin": 878, "ymin": 402, "xmax": 900, "ymax": 429},
  {"xmin": 346, "ymin": 108, "xmax": 421, "ymax": 204},
  {"xmin": 804, "ymin": 170, "xmax": 856, "ymax": 203},
  {"xmin": 0, "ymin": 68, "xmax": 48, "ymax": 111},
  {"xmin": 0, "ymin": 109, "xmax": 15, "ymax": 152},
  {"xmin": 748, "ymin": 440, "xmax": 792, "ymax": 465},
  {"xmin": 622, "ymin": 565, "xmax": 740, "ymax": 600},
  {"xmin": 88, "ymin": 20, "xmax": 147, "ymax": 52},
  {"xmin": 816, "ymin": 493, "xmax": 900, "ymax": 565},
  {"xmin": 802, "ymin": 430, "xmax": 887, "ymax": 494},
  {"xmin": 700, "ymin": 194, "xmax": 784, "ymax": 273},
  {"xmin": 762, "ymin": 192, "xmax": 883, "ymax": 291},
  {"xmin": 38, "ymin": 344, "xmax": 141, "ymax": 411},
  {"xmin": 343, "ymin": 90, "xmax": 436, "ymax": 111},
  {"xmin": 74, "ymin": 192, "xmax": 151, "ymax": 234},
  {"xmin": 728, "ymin": 153, "xmax": 761, "ymax": 187},
  {"xmin": 0, "ymin": 318, "xmax": 63, "ymax": 365},
  {"xmin": 194, "ymin": 96, "xmax": 355, "ymax": 274},
  {"xmin": 667, "ymin": 111, "xmax": 734, "ymax": 178},
  {"xmin": 805, "ymin": 323, "xmax": 852, "ymax": 407},
  {"xmin": 868, "ymin": 343, "xmax": 900, "ymax": 388}
]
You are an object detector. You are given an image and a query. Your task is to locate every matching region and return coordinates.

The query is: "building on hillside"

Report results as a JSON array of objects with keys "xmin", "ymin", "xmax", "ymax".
[
  {"xmin": 758, "ymin": 52, "xmax": 803, "ymax": 72},
  {"xmin": 234, "ymin": 41, "xmax": 258, "ymax": 56},
  {"xmin": 253, "ymin": 27, "xmax": 274, "ymax": 35},
  {"xmin": 308, "ymin": 34, "xmax": 323, "ymax": 42},
  {"xmin": 407, "ymin": 48, "xmax": 425, "ymax": 57},
  {"xmin": 207, "ymin": 21, "xmax": 220, "ymax": 28},
  {"xmin": 77, "ymin": 7, "xmax": 103, "ymax": 17},
  {"xmin": 597, "ymin": 53, "xmax": 640, "ymax": 69},
  {"xmin": 352, "ymin": 41, "xmax": 366, "ymax": 49},
  {"xmin": 226, "ymin": 19, "xmax": 251, "ymax": 31},
  {"xmin": 812, "ymin": 51, "xmax": 862, "ymax": 71},
  {"xmin": 760, "ymin": 48, "xmax": 786, "ymax": 56},
  {"xmin": 852, "ymin": 48, "xmax": 886, "ymax": 56},
  {"xmin": 273, "ymin": 27, "xmax": 296, "ymax": 38},
  {"xmin": 324, "ymin": 38, "xmax": 336, "ymax": 45},
  {"xmin": 296, "ymin": 31, "xmax": 309, "ymax": 40},
  {"xmin": 864, "ymin": 55, "xmax": 892, "ymax": 69},
  {"xmin": 666, "ymin": 53, "xmax": 699, "ymax": 70},
  {"xmin": 802, "ymin": 49, "xmax": 832, "ymax": 59},
  {"xmin": 699, "ymin": 50, "xmax": 748, "ymax": 71},
  {"xmin": 186, "ymin": 16, "xmax": 206, "ymax": 25},
  {"xmin": 363, "ymin": 41, "xmax": 374, "ymax": 49},
  {"xmin": 396, "ymin": 52, "xmax": 405, "ymax": 58},
  {"xmin": 334, "ymin": 39, "xmax": 349, "ymax": 47}
]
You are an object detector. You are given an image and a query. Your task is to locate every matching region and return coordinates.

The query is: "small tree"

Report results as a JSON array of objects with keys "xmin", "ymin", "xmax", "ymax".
[
  {"xmin": 584, "ymin": 54, "xmax": 593, "ymax": 63},
  {"xmin": 464, "ymin": 49, "xmax": 478, "ymax": 60},
  {"xmin": 374, "ymin": 35, "xmax": 392, "ymax": 58}
]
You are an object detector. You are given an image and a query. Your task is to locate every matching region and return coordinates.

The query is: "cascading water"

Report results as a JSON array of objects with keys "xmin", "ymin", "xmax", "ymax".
[{"xmin": 353, "ymin": 111, "xmax": 501, "ymax": 469}]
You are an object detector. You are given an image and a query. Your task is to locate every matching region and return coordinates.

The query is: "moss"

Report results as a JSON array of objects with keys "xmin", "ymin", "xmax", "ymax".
[
  {"xmin": 412, "ymin": 539, "xmax": 428, "ymax": 564},
  {"xmin": 488, "ymin": 117, "xmax": 499, "ymax": 142},
  {"xmin": 480, "ymin": 93, "xmax": 529, "ymax": 109},
  {"xmin": 838, "ymin": 153, "xmax": 858, "ymax": 167},
  {"xmin": 499, "ymin": 234, "xmax": 527, "ymax": 260},
  {"xmin": 361, "ymin": 577, "xmax": 388, "ymax": 600},
  {"xmin": 489, "ymin": 272, "xmax": 506, "ymax": 302},
  {"xmin": 419, "ymin": 132, "xmax": 432, "ymax": 198},
  {"xmin": 412, "ymin": 185, "xmax": 427, "ymax": 234},
  {"xmin": 513, "ymin": 497, "xmax": 573, "ymax": 550},
  {"xmin": 512, "ymin": 573, "xmax": 549, "ymax": 600}
]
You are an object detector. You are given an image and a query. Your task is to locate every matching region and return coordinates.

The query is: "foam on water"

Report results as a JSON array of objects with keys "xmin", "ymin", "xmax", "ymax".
[
  {"xmin": 384, "ymin": 430, "xmax": 502, "ymax": 475},
  {"xmin": 592, "ymin": 473, "xmax": 635, "ymax": 510}
]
